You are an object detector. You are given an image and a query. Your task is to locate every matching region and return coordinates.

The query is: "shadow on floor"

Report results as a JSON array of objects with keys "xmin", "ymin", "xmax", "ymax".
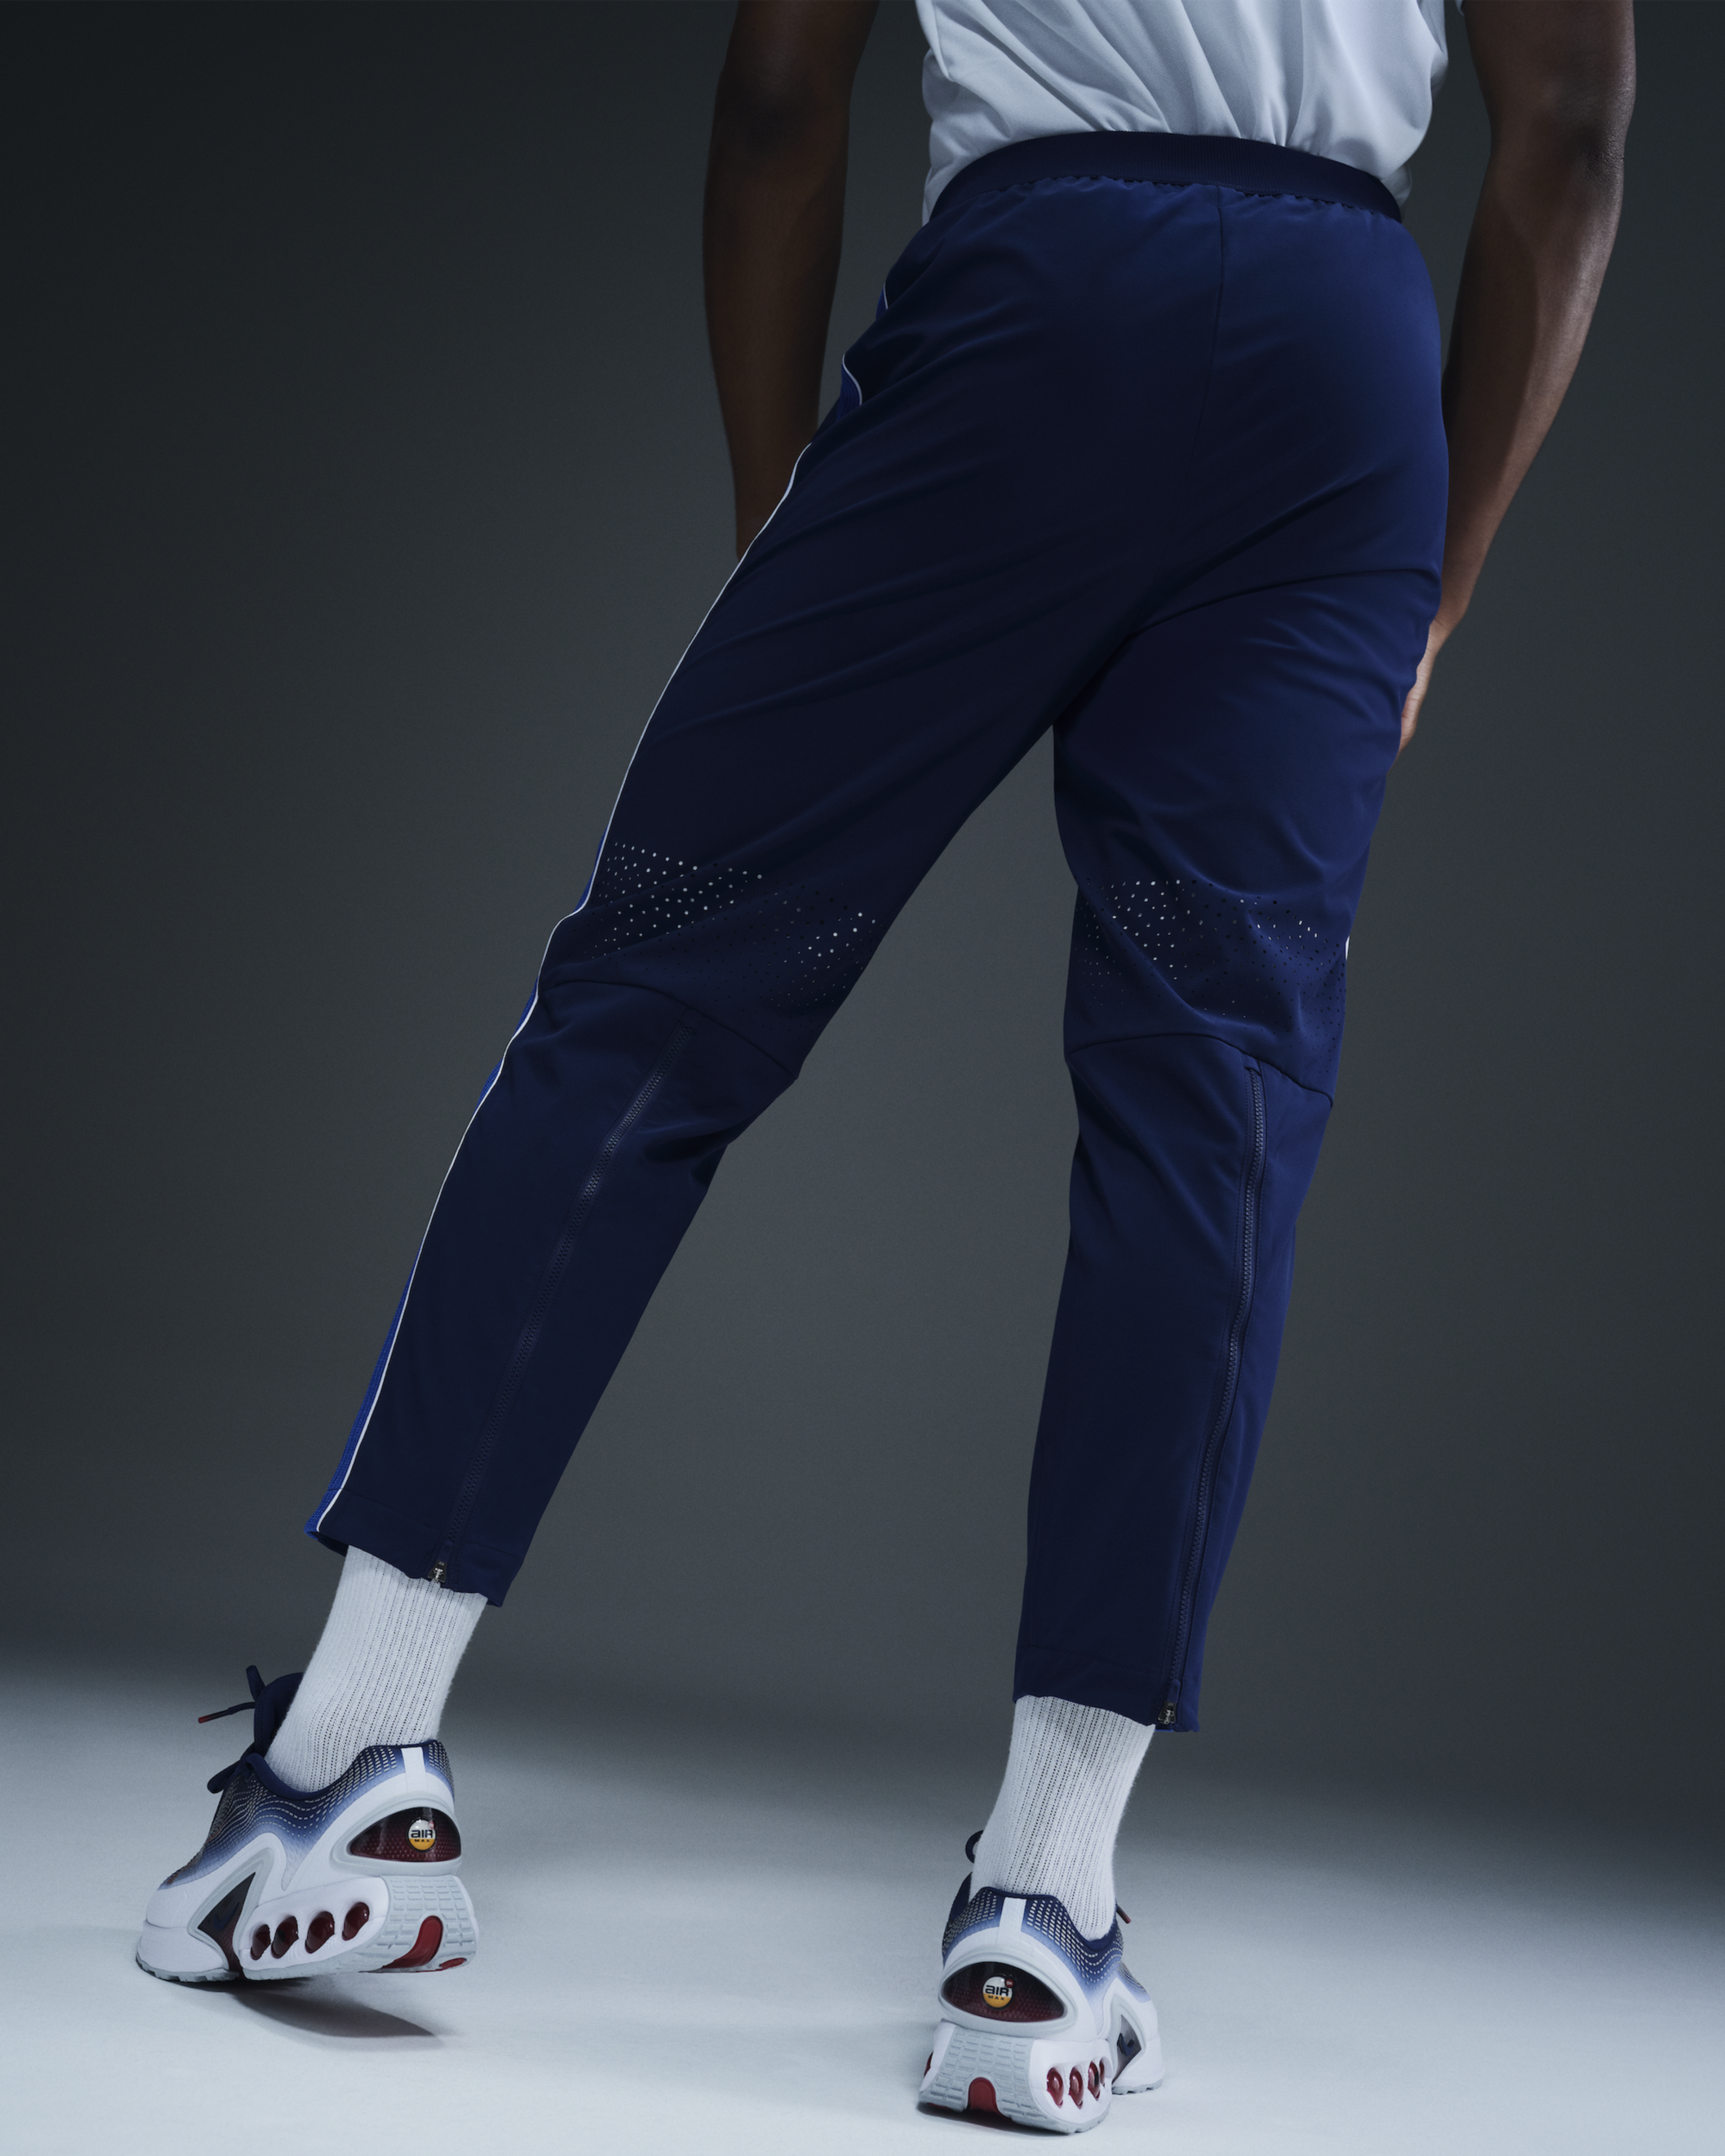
[
  {"xmin": 221, "ymin": 1980, "xmax": 439, "ymax": 2043},
  {"xmin": 914, "ymin": 2102, "xmax": 1020, "ymax": 2132}
]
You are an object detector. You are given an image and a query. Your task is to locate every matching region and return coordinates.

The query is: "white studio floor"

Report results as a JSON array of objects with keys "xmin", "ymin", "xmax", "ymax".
[{"xmin": 4, "ymin": 1664, "xmax": 1720, "ymax": 2156}]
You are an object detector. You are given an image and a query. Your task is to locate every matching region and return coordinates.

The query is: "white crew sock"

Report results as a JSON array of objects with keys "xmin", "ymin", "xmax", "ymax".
[
  {"xmin": 969, "ymin": 1696, "xmax": 1152, "ymax": 1938},
  {"xmin": 265, "ymin": 1546, "xmax": 485, "ymax": 1792}
]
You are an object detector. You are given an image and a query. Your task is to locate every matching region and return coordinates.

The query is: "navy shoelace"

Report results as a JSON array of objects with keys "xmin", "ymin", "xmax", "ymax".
[{"xmin": 196, "ymin": 1664, "xmax": 302, "ymax": 1793}]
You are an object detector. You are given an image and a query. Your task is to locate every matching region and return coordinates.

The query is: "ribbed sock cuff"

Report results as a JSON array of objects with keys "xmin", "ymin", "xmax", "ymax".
[
  {"xmin": 970, "ymin": 1695, "xmax": 1151, "ymax": 1937},
  {"xmin": 265, "ymin": 1546, "xmax": 485, "ymax": 1792}
]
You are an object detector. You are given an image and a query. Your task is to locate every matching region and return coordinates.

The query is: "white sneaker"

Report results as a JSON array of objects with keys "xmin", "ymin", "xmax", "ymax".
[
  {"xmin": 136, "ymin": 1666, "xmax": 477, "ymax": 1984},
  {"xmin": 919, "ymin": 1859, "xmax": 1163, "ymax": 2132}
]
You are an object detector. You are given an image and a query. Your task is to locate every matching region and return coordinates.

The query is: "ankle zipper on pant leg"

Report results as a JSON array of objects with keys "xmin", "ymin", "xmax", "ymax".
[
  {"xmin": 426, "ymin": 1016, "xmax": 698, "ymax": 1586},
  {"xmin": 1157, "ymin": 1060, "xmax": 1266, "ymax": 1728}
]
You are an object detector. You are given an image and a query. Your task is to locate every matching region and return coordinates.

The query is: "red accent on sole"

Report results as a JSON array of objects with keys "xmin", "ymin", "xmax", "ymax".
[
  {"xmin": 966, "ymin": 2080, "xmax": 999, "ymax": 2116},
  {"xmin": 1046, "ymin": 2067, "xmax": 1066, "ymax": 2107},
  {"xmin": 435, "ymin": 1958, "xmax": 467, "ymax": 1970},
  {"xmin": 1088, "ymin": 2060, "xmax": 1102, "ymax": 2098},
  {"xmin": 249, "ymin": 1926, "xmax": 270, "ymax": 1962},
  {"xmin": 341, "ymin": 1902, "xmax": 371, "ymax": 1942},
  {"xmin": 270, "ymin": 1916, "xmax": 299, "ymax": 1960},
  {"xmin": 305, "ymin": 1911, "xmax": 336, "ymax": 1955},
  {"xmin": 379, "ymin": 1916, "xmax": 444, "ymax": 1970},
  {"xmin": 1069, "ymin": 2066, "xmax": 1084, "ymax": 2107}
]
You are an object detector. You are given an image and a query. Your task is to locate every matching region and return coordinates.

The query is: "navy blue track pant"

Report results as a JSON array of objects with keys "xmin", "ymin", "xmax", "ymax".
[{"xmin": 311, "ymin": 136, "xmax": 1446, "ymax": 1732}]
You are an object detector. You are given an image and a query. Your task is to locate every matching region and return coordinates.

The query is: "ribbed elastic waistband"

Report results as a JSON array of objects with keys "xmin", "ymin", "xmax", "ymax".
[{"xmin": 933, "ymin": 131, "xmax": 1401, "ymax": 224}]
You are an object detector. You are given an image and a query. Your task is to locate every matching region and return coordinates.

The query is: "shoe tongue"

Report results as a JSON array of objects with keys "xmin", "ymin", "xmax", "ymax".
[{"xmin": 249, "ymin": 1670, "xmax": 303, "ymax": 1756}]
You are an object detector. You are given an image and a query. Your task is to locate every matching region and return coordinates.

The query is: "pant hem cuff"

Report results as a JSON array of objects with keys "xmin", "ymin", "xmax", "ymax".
[
  {"xmin": 1013, "ymin": 1646, "xmax": 1197, "ymax": 1731},
  {"xmin": 306, "ymin": 1493, "xmax": 522, "ymax": 1606}
]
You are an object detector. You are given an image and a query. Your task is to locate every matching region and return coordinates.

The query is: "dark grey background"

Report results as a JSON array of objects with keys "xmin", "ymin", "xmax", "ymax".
[{"xmin": 4, "ymin": 3, "xmax": 1718, "ymax": 1836}]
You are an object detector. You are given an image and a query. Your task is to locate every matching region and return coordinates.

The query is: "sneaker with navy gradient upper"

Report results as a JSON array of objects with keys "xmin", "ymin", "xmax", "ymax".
[
  {"xmin": 918, "ymin": 1836, "xmax": 1163, "ymax": 2131},
  {"xmin": 136, "ymin": 1666, "xmax": 478, "ymax": 1984}
]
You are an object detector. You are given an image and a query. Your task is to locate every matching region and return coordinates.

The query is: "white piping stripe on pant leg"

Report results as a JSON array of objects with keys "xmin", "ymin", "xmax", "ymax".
[
  {"xmin": 569, "ymin": 435, "xmax": 818, "ymax": 918},
  {"xmin": 308, "ymin": 985, "xmax": 544, "ymax": 1535},
  {"xmin": 311, "ymin": 438, "xmax": 820, "ymax": 1539}
]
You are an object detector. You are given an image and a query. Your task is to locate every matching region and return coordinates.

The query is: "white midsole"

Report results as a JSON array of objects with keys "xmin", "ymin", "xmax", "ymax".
[
  {"xmin": 922, "ymin": 2019, "xmax": 1115, "ymax": 2134},
  {"xmin": 137, "ymin": 1858, "xmax": 477, "ymax": 1982}
]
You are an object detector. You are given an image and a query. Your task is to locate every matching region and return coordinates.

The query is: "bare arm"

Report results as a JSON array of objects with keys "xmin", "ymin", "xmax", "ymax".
[
  {"xmin": 1400, "ymin": 0, "xmax": 1635, "ymax": 751},
  {"xmin": 704, "ymin": 0, "xmax": 879, "ymax": 556}
]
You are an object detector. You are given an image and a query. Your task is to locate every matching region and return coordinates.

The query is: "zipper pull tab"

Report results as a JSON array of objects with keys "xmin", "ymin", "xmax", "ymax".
[
  {"xmin": 427, "ymin": 1561, "xmax": 447, "ymax": 1586},
  {"xmin": 1156, "ymin": 1702, "xmax": 1178, "ymax": 1729}
]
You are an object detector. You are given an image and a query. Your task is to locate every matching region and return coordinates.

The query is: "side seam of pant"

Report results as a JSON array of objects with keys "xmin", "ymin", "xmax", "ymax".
[
  {"xmin": 1013, "ymin": 1034, "xmax": 1332, "ymax": 1727},
  {"xmin": 312, "ymin": 983, "xmax": 797, "ymax": 1601}
]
